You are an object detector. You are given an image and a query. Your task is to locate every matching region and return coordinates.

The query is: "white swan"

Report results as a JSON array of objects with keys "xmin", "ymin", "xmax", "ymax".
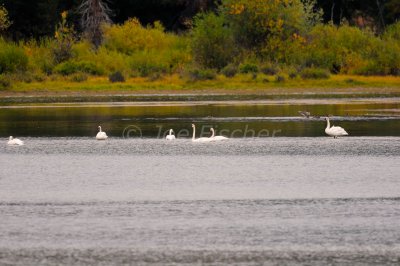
[
  {"xmin": 96, "ymin": 126, "xmax": 108, "ymax": 140},
  {"xmin": 210, "ymin": 128, "xmax": 229, "ymax": 141},
  {"xmin": 192, "ymin": 124, "xmax": 213, "ymax": 142},
  {"xmin": 7, "ymin": 136, "xmax": 24, "ymax": 146},
  {"xmin": 325, "ymin": 117, "xmax": 348, "ymax": 138},
  {"xmin": 166, "ymin": 129, "xmax": 176, "ymax": 140}
]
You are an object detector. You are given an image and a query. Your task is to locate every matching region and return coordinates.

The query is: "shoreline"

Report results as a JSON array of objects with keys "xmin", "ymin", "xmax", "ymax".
[
  {"xmin": 0, "ymin": 74, "xmax": 399, "ymax": 104},
  {"xmin": 2, "ymin": 92, "xmax": 400, "ymax": 104},
  {"xmin": 1, "ymin": 97, "xmax": 400, "ymax": 107}
]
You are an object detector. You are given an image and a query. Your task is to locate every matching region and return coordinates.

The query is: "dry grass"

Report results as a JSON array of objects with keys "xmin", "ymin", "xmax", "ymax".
[{"xmin": 3, "ymin": 74, "xmax": 400, "ymax": 97}]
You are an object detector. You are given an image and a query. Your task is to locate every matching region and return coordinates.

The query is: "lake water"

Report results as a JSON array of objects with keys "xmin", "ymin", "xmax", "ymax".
[
  {"xmin": 0, "ymin": 98, "xmax": 399, "ymax": 138},
  {"xmin": 1, "ymin": 99, "xmax": 400, "ymax": 265}
]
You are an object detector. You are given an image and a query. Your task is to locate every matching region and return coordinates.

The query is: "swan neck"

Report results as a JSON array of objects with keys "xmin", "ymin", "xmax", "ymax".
[
  {"xmin": 326, "ymin": 118, "xmax": 330, "ymax": 129},
  {"xmin": 211, "ymin": 128, "xmax": 215, "ymax": 138},
  {"xmin": 192, "ymin": 125, "xmax": 195, "ymax": 140}
]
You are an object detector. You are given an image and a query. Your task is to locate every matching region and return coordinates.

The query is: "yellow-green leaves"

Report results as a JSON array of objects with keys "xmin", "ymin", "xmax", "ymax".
[{"xmin": 0, "ymin": 5, "xmax": 11, "ymax": 32}]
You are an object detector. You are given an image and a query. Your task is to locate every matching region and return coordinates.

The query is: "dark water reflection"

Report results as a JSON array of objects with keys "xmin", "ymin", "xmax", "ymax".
[{"xmin": 0, "ymin": 99, "xmax": 399, "ymax": 137}]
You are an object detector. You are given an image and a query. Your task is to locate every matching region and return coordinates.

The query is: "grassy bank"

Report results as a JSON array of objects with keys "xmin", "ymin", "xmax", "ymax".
[
  {"xmin": 1, "ymin": 74, "xmax": 400, "ymax": 103},
  {"xmin": 4, "ymin": 74, "xmax": 400, "ymax": 93}
]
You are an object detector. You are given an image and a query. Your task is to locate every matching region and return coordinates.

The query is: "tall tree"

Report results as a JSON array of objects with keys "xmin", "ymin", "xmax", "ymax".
[{"xmin": 78, "ymin": 0, "xmax": 111, "ymax": 48}]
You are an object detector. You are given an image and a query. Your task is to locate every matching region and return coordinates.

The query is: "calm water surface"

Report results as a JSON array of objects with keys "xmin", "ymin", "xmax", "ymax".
[
  {"xmin": 1, "ymin": 99, "xmax": 400, "ymax": 265},
  {"xmin": 1, "ymin": 137, "xmax": 400, "ymax": 265},
  {"xmin": 0, "ymin": 99, "xmax": 399, "ymax": 137}
]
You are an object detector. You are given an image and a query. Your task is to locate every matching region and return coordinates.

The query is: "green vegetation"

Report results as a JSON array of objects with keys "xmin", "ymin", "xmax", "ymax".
[
  {"xmin": 109, "ymin": 71, "xmax": 125, "ymax": 83},
  {"xmin": 0, "ymin": 0, "xmax": 399, "ymax": 93},
  {"xmin": 300, "ymin": 68, "xmax": 330, "ymax": 79},
  {"xmin": 0, "ymin": 38, "xmax": 28, "ymax": 74},
  {"xmin": 0, "ymin": 5, "xmax": 11, "ymax": 32}
]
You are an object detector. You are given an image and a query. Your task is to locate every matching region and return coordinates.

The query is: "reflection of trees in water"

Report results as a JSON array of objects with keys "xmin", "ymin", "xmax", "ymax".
[{"xmin": 0, "ymin": 103, "xmax": 399, "ymax": 137}]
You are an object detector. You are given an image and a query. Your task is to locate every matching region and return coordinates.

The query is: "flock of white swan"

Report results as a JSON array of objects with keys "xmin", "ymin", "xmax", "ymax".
[{"xmin": 6, "ymin": 117, "xmax": 347, "ymax": 146}]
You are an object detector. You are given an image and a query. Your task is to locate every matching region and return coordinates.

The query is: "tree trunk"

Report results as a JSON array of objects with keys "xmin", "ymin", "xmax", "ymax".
[
  {"xmin": 376, "ymin": 0, "xmax": 386, "ymax": 30},
  {"xmin": 78, "ymin": 0, "xmax": 112, "ymax": 48}
]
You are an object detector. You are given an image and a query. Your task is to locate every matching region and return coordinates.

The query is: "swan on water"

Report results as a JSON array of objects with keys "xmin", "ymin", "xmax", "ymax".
[
  {"xmin": 192, "ymin": 124, "xmax": 213, "ymax": 142},
  {"xmin": 7, "ymin": 136, "xmax": 24, "ymax": 146},
  {"xmin": 325, "ymin": 117, "xmax": 348, "ymax": 138},
  {"xmin": 96, "ymin": 126, "xmax": 108, "ymax": 140},
  {"xmin": 210, "ymin": 128, "xmax": 229, "ymax": 141},
  {"xmin": 166, "ymin": 129, "xmax": 176, "ymax": 140}
]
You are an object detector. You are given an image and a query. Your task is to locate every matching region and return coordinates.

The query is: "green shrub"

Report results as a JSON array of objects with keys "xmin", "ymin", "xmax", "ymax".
[
  {"xmin": 54, "ymin": 61, "xmax": 103, "ymax": 75},
  {"xmin": 24, "ymin": 38, "xmax": 55, "ymax": 75},
  {"xmin": 239, "ymin": 63, "xmax": 258, "ymax": 74},
  {"xmin": 288, "ymin": 71, "xmax": 297, "ymax": 79},
  {"xmin": 101, "ymin": 19, "xmax": 190, "ymax": 76},
  {"xmin": 148, "ymin": 72, "xmax": 163, "ymax": 81},
  {"xmin": 0, "ymin": 6, "xmax": 11, "ymax": 32},
  {"xmin": 191, "ymin": 12, "xmax": 236, "ymax": 69},
  {"xmin": 127, "ymin": 45, "xmax": 187, "ymax": 77},
  {"xmin": 52, "ymin": 11, "xmax": 75, "ymax": 63},
  {"xmin": 305, "ymin": 25, "xmax": 373, "ymax": 73},
  {"xmin": 383, "ymin": 22, "xmax": 400, "ymax": 41},
  {"xmin": 103, "ymin": 18, "xmax": 170, "ymax": 54},
  {"xmin": 33, "ymin": 73, "xmax": 46, "ymax": 82},
  {"xmin": 0, "ymin": 74, "xmax": 11, "ymax": 90},
  {"xmin": 188, "ymin": 68, "xmax": 217, "ymax": 81},
  {"xmin": 135, "ymin": 60, "xmax": 168, "ymax": 77},
  {"xmin": 300, "ymin": 68, "xmax": 330, "ymax": 79},
  {"xmin": 223, "ymin": 0, "xmax": 312, "ymax": 53},
  {"xmin": 0, "ymin": 39, "xmax": 28, "ymax": 74},
  {"xmin": 109, "ymin": 71, "xmax": 125, "ymax": 82},
  {"xmin": 70, "ymin": 73, "xmax": 88, "ymax": 82},
  {"xmin": 221, "ymin": 64, "xmax": 238, "ymax": 77},
  {"xmin": 72, "ymin": 42, "xmax": 130, "ymax": 75},
  {"xmin": 275, "ymin": 75, "xmax": 286, "ymax": 82},
  {"xmin": 260, "ymin": 63, "xmax": 279, "ymax": 75}
]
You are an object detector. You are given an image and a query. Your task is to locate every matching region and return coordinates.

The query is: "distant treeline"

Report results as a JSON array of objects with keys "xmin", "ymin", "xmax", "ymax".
[{"xmin": 0, "ymin": 0, "xmax": 398, "ymax": 40}]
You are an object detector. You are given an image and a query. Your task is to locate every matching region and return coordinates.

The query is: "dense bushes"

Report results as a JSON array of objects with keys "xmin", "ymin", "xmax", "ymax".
[
  {"xmin": 260, "ymin": 63, "xmax": 279, "ymax": 75},
  {"xmin": 0, "ymin": 74, "xmax": 11, "ymax": 89},
  {"xmin": 0, "ymin": 39, "xmax": 28, "ymax": 74},
  {"xmin": 101, "ymin": 18, "xmax": 190, "ymax": 76},
  {"xmin": 189, "ymin": 1, "xmax": 400, "ymax": 77},
  {"xmin": 1, "ymin": 4, "xmax": 400, "ymax": 87},
  {"xmin": 304, "ymin": 24, "xmax": 400, "ymax": 76},
  {"xmin": 191, "ymin": 13, "xmax": 236, "ymax": 69},
  {"xmin": 300, "ymin": 68, "xmax": 330, "ymax": 79},
  {"xmin": 103, "ymin": 18, "xmax": 169, "ymax": 54},
  {"xmin": 304, "ymin": 25, "xmax": 373, "ymax": 73},
  {"xmin": 222, "ymin": 0, "xmax": 311, "ymax": 51},
  {"xmin": 109, "ymin": 71, "xmax": 125, "ymax": 82},
  {"xmin": 239, "ymin": 62, "xmax": 258, "ymax": 74},
  {"xmin": 54, "ymin": 61, "xmax": 104, "ymax": 75},
  {"xmin": 221, "ymin": 64, "xmax": 238, "ymax": 77},
  {"xmin": 188, "ymin": 68, "xmax": 217, "ymax": 81}
]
